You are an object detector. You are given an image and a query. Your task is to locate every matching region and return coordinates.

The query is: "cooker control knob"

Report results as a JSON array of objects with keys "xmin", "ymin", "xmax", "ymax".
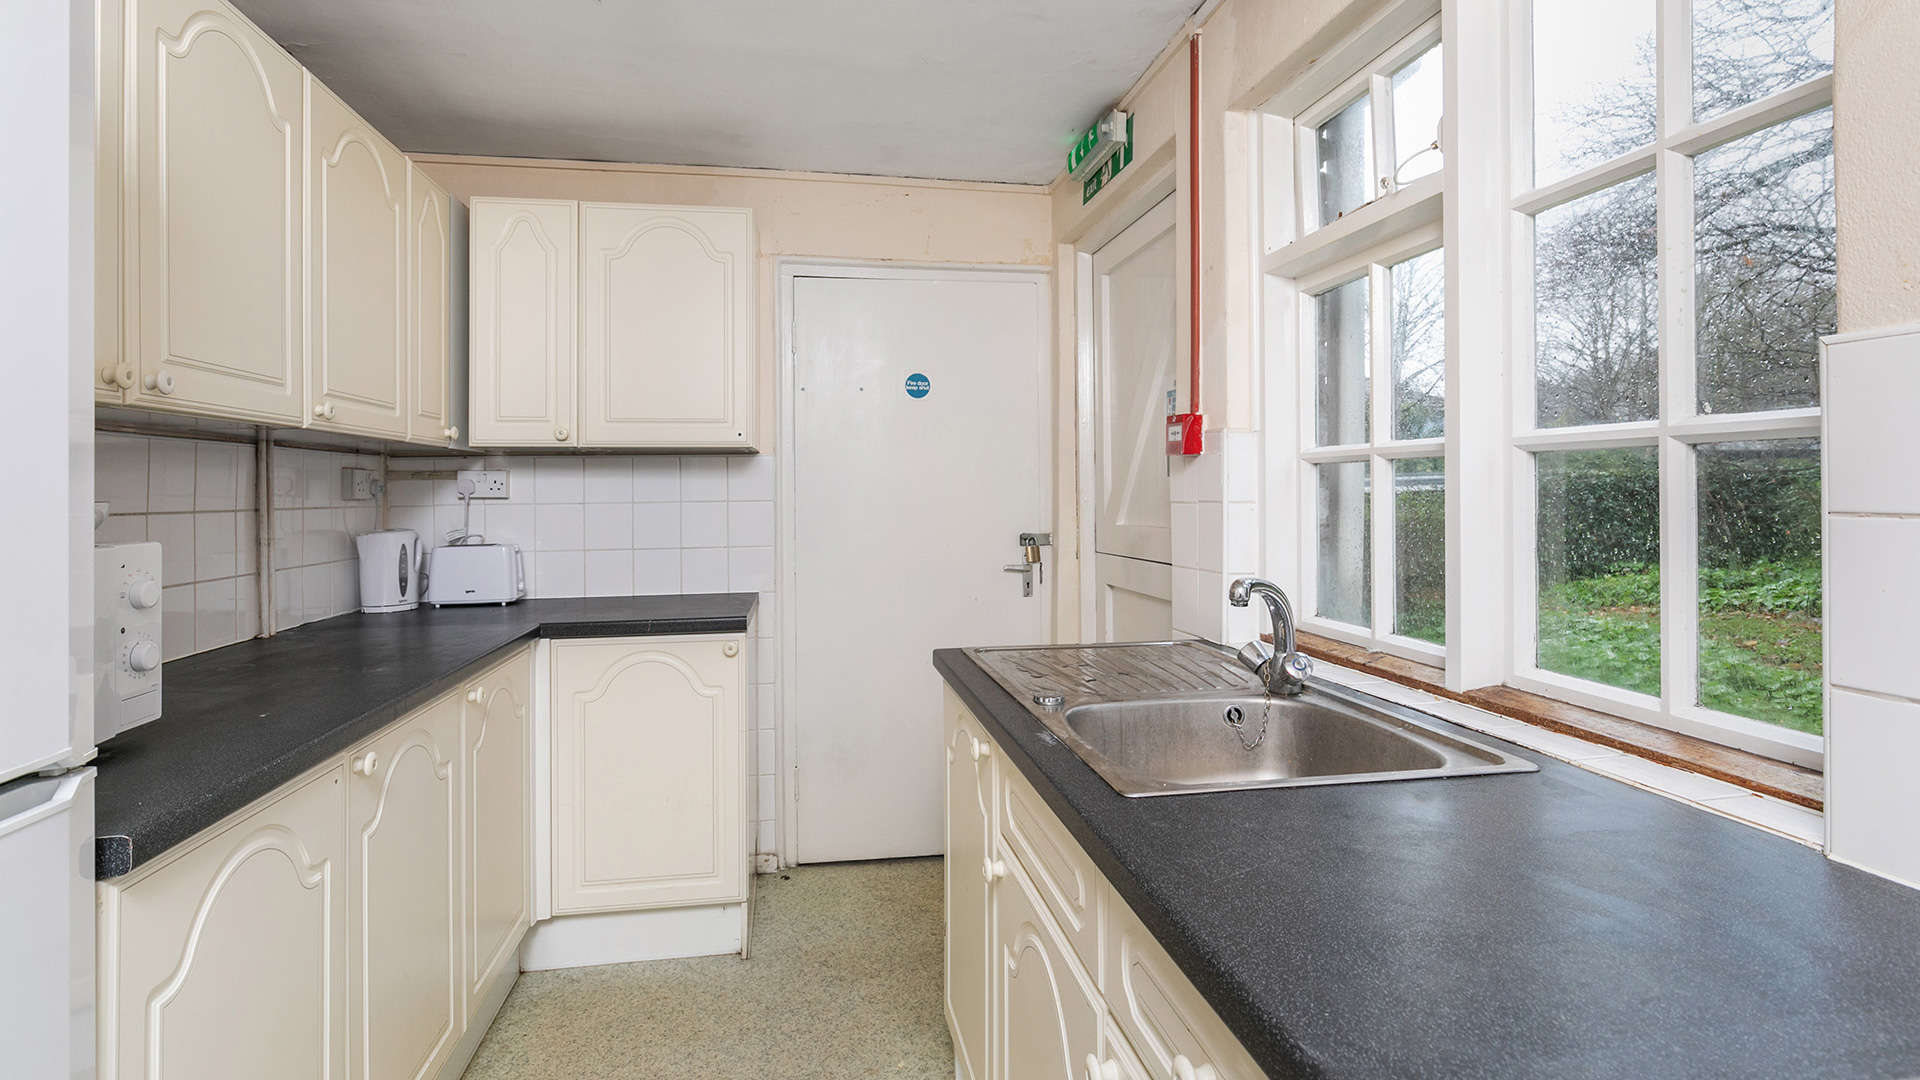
[
  {"xmin": 127, "ymin": 639, "xmax": 161, "ymax": 673},
  {"xmin": 127, "ymin": 576, "xmax": 161, "ymax": 610}
]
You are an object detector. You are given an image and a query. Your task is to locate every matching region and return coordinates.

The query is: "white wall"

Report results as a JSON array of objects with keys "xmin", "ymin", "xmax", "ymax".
[{"xmin": 1836, "ymin": 0, "xmax": 1920, "ymax": 332}]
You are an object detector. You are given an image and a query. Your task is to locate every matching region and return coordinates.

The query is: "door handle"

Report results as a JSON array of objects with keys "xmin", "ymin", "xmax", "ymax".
[{"xmin": 1002, "ymin": 563, "xmax": 1034, "ymax": 598}]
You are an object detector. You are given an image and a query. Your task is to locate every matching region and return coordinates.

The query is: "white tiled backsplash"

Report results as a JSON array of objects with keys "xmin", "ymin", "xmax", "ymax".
[{"xmin": 95, "ymin": 432, "xmax": 381, "ymax": 659}]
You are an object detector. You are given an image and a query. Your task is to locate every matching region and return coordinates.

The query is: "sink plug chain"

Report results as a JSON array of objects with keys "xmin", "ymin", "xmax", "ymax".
[{"xmin": 1222, "ymin": 692, "xmax": 1273, "ymax": 751}]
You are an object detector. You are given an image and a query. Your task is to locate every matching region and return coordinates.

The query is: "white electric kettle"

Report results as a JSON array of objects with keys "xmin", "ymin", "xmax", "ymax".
[{"xmin": 355, "ymin": 529, "xmax": 424, "ymax": 613}]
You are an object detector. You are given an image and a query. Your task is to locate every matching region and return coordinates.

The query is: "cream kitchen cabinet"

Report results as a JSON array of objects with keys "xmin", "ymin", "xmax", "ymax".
[
  {"xmin": 467, "ymin": 197, "xmax": 577, "ymax": 447},
  {"xmin": 549, "ymin": 635, "xmax": 748, "ymax": 914},
  {"xmin": 97, "ymin": 765, "xmax": 348, "ymax": 1080},
  {"xmin": 408, "ymin": 164, "xmax": 459, "ymax": 446},
  {"xmin": 578, "ymin": 203, "xmax": 756, "ymax": 448},
  {"xmin": 306, "ymin": 75, "xmax": 409, "ymax": 438},
  {"xmin": 468, "ymin": 198, "xmax": 757, "ymax": 450},
  {"xmin": 945, "ymin": 696, "xmax": 1263, "ymax": 1080},
  {"xmin": 95, "ymin": 0, "xmax": 130, "ymax": 403},
  {"xmin": 346, "ymin": 689, "xmax": 463, "ymax": 1080},
  {"xmin": 126, "ymin": 0, "xmax": 306, "ymax": 424},
  {"xmin": 462, "ymin": 646, "xmax": 534, "ymax": 1000}
]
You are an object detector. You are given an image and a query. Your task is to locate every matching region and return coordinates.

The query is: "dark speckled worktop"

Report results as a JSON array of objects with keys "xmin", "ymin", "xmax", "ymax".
[
  {"xmin": 934, "ymin": 648, "xmax": 1920, "ymax": 1080},
  {"xmin": 94, "ymin": 594, "xmax": 755, "ymax": 880}
]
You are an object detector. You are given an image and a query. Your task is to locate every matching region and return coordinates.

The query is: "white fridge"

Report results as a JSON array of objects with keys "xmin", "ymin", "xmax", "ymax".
[{"xmin": 0, "ymin": 0, "xmax": 103, "ymax": 1076}]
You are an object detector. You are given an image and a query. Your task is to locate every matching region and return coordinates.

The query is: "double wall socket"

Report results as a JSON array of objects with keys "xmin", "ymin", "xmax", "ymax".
[
  {"xmin": 340, "ymin": 468, "xmax": 380, "ymax": 501},
  {"xmin": 457, "ymin": 469, "xmax": 511, "ymax": 499}
]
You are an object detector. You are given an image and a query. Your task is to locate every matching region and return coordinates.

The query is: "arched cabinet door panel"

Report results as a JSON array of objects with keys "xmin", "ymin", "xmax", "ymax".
[
  {"xmin": 579, "ymin": 203, "xmax": 755, "ymax": 449},
  {"xmin": 100, "ymin": 767, "xmax": 347, "ymax": 1080},
  {"xmin": 550, "ymin": 635, "xmax": 748, "ymax": 914},
  {"xmin": 407, "ymin": 164, "xmax": 453, "ymax": 445},
  {"xmin": 945, "ymin": 689, "xmax": 994, "ymax": 1080},
  {"xmin": 993, "ymin": 852, "xmax": 1101, "ymax": 1080},
  {"xmin": 467, "ymin": 197, "xmax": 576, "ymax": 447},
  {"xmin": 462, "ymin": 647, "xmax": 532, "ymax": 999},
  {"xmin": 306, "ymin": 76, "xmax": 408, "ymax": 438},
  {"xmin": 347, "ymin": 690, "xmax": 463, "ymax": 1080},
  {"xmin": 130, "ymin": 0, "xmax": 306, "ymax": 423}
]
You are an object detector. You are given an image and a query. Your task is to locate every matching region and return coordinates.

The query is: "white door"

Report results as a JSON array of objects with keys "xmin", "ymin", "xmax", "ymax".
[
  {"xmin": 407, "ymin": 164, "xmax": 453, "ymax": 445},
  {"xmin": 993, "ymin": 855, "xmax": 1101, "ymax": 1080},
  {"xmin": 579, "ymin": 203, "xmax": 756, "ymax": 449},
  {"xmin": 461, "ymin": 648, "xmax": 531, "ymax": 1001},
  {"xmin": 1090, "ymin": 199, "xmax": 1177, "ymax": 640},
  {"xmin": 792, "ymin": 269, "xmax": 1049, "ymax": 863},
  {"xmin": 467, "ymin": 198, "xmax": 577, "ymax": 447}
]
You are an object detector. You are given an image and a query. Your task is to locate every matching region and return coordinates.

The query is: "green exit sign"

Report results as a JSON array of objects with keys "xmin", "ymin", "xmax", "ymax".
[{"xmin": 1081, "ymin": 114, "xmax": 1134, "ymax": 205}]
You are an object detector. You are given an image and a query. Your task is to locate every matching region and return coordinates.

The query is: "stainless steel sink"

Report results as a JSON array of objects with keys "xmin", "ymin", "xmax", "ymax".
[{"xmin": 966, "ymin": 641, "xmax": 1536, "ymax": 797}]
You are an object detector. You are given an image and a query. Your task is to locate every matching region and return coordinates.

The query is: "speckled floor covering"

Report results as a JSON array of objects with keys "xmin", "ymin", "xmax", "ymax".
[{"xmin": 461, "ymin": 857, "xmax": 953, "ymax": 1079}]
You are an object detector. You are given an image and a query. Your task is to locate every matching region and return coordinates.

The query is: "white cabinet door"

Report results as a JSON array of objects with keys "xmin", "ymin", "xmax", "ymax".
[
  {"xmin": 346, "ymin": 690, "xmax": 463, "ymax": 1080},
  {"xmin": 461, "ymin": 646, "xmax": 532, "ymax": 1002},
  {"xmin": 129, "ymin": 0, "xmax": 305, "ymax": 423},
  {"xmin": 95, "ymin": 0, "xmax": 130, "ymax": 403},
  {"xmin": 578, "ymin": 203, "xmax": 756, "ymax": 448},
  {"xmin": 100, "ymin": 766, "xmax": 347, "ymax": 1080},
  {"xmin": 994, "ymin": 852, "xmax": 1102, "ymax": 1080},
  {"xmin": 549, "ymin": 635, "xmax": 747, "ymax": 914},
  {"xmin": 305, "ymin": 76, "xmax": 407, "ymax": 437},
  {"xmin": 945, "ymin": 689, "xmax": 994, "ymax": 1080},
  {"xmin": 406, "ymin": 163, "xmax": 454, "ymax": 446},
  {"xmin": 1103, "ymin": 891, "xmax": 1263, "ymax": 1080},
  {"xmin": 468, "ymin": 197, "xmax": 576, "ymax": 447}
]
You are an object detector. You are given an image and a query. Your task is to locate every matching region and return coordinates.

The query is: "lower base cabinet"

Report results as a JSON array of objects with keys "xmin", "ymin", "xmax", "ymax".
[{"xmin": 944, "ymin": 693, "xmax": 1262, "ymax": 1080}]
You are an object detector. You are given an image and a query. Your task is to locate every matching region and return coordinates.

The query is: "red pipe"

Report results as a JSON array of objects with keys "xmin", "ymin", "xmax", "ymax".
[{"xmin": 1188, "ymin": 32, "xmax": 1202, "ymax": 417}]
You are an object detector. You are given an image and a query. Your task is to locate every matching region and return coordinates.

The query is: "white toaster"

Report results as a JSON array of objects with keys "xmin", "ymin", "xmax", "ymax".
[{"xmin": 424, "ymin": 543, "xmax": 525, "ymax": 606}]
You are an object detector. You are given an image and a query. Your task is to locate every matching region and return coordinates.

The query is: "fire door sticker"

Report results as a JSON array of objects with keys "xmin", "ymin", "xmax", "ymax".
[{"xmin": 905, "ymin": 373, "xmax": 931, "ymax": 399}]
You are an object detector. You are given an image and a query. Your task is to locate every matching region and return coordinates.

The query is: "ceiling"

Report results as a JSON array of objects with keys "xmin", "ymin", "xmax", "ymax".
[{"xmin": 231, "ymin": 0, "xmax": 1198, "ymax": 185}]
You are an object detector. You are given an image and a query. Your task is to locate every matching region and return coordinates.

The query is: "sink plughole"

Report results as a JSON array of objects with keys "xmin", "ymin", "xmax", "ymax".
[{"xmin": 967, "ymin": 641, "xmax": 1537, "ymax": 797}]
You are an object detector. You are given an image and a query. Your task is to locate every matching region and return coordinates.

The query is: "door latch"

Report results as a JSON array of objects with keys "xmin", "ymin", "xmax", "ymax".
[{"xmin": 1005, "ymin": 532, "xmax": 1051, "ymax": 597}]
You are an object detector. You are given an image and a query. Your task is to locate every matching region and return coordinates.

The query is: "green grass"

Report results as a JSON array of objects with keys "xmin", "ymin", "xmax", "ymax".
[{"xmin": 1537, "ymin": 560, "xmax": 1822, "ymax": 735}]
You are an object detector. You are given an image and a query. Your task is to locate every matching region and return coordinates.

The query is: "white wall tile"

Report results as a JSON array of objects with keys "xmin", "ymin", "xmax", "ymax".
[
  {"xmin": 632, "ymin": 548, "xmax": 681, "ymax": 593},
  {"xmin": 582, "ymin": 457, "xmax": 633, "ymax": 503},
  {"xmin": 272, "ymin": 569, "xmax": 302, "ymax": 632},
  {"xmin": 1222, "ymin": 430, "xmax": 1261, "ymax": 503},
  {"xmin": 534, "ymin": 504, "xmax": 585, "ymax": 551},
  {"xmin": 682, "ymin": 502, "xmax": 727, "ymax": 547},
  {"xmin": 583, "ymin": 502, "xmax": 633, "ymax": 550},
  {"xmin": 95, "ymin": 433, "xmax": 149, "ymax": 514},
  {"xmin": 195, "ymin": 578, "xmax": 237, "ymax": 652},
  {"xmin": 1196, "ymin": 502, "xmax": 1224, "ymax": 573},
  {"xmin": 160, "ymin": 585, "xmax": 194, "ymax": 661},
  {"xmin": 1170, "ymin": 501, "xmax": 1198, "ymax": 569},
  {"xmin": 1827, "ymin": 688, "xmax": 1920, "ymax": 886},
  {"xmin": 97, "ymin": 514, "xmax": 145, "ymax": 544},
  {"xmin": 302, "ymin": 451, "xmax": 337, "ymax": 508},
  {"xmin": 729, "ymin": 546, "xmax": 775, "ymax": 592},
  {"xmin": 727, "ymin": 501, "xmax": 774, "ymax": 547},
  {"xmin": 149, "ymin": 438, "xmax": 196, "ymax": 512},
  {"xmin": 1828, "ymin": 516, "xmax": 1920, "ymax": 699},
  {"xmin": 632, "ymin": 504, "xmax": 680, "ymax": 548},
  {"xmin": 387, "ymin": 507, "xmax": 434, "ymax": 550},
  {"xmin": 147, "ymin": 514, "xmax": 195, "ymax": 587},
  {"xmin": 681, "ymin": 547, "xmax": 729, "ymax": 592},
  {"xmin": 583, "ymin": 550, "xmax": 634, "ymax": 597},
  {"xmin": 386, "ymin": 478, "xmax": 432, "ymax": 507},
  {"xmin": 301, "ymin": 564, "xmax": 333, "ymax": 623},
  {"xmin": 1825, "ymin": 330, "xmax": 1920, "ymax": 515},
  {"xmin": 534, "ymin": 456, "xmax": 584, "ymax": 503},
  {"xmin": 681, "ymin": 456, "xmax": 728, "ymax": 501},
  {"xmin": 482, "ymin": 505, "xmax": 534, "ymax": 550},
  {"xmin": 193, "ymin": 512, "xmax": 237, "ymax": 580},
  {"xmin": 632, "ymin": 457, "xmax": 681, "ymax": 501},
  {"xmin": 728, "ymin": 455, "xmax": 775, "ymax": 501},
  {"xmin": 303, "ymin": 508, "xmax": 351, "ymax": 564},
  {"xmin": 194, "ymin": 442, "xmax": 240, "ymax": 511},
  {"xmin": 536, "ymin": 550, "xmax": 585, "ymax": 596}
]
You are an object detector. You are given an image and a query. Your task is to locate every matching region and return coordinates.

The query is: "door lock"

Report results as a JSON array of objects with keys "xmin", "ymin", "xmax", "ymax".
[{"xmin": 1005, "ymin": 531, "xmax": 1051, "ymax": 597}]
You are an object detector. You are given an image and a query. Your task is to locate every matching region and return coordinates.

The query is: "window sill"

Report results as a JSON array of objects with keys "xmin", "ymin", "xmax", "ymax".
[{"xmin": 1290, "ymin": 631, "xmax": 1823, "ymax": 812}]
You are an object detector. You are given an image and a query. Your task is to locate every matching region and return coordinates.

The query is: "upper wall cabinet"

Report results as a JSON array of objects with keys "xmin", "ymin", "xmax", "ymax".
[
  {"xmin": 126, "ymin": 0, "xmax": 306, "ymax": 424},
  {"xmin": 470, "ymin": 199, "xmax": 757, "ymax": 451},
  {"xmin": 306, "ymin": 76, "xmax": 408, "ymax": 439},
  {"xmin": 468, "ymin": 197, "xmax": 578, "ymax": 448},
  {"xmin": 408, "ymin": 164, "xmax": 458, "ymax": 446}
]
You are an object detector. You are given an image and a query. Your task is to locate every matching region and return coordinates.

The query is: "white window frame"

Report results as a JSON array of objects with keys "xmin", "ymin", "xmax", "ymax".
[{"xmin": 1506, "ymin": 0, "xmax": 1833, "ymax": 767}]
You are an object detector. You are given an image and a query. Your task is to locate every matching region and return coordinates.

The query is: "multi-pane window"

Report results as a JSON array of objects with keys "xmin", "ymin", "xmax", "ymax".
[
  {"xmin": 1516, "ymin": 0, "xmax": 1832, "ymax": 761},
  {"xmin": 1297, "ymin": 26, "xmax": 1445, "ymax": 235}
]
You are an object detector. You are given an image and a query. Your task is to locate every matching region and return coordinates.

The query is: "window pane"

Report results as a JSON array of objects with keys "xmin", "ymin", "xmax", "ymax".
[
  {"xmin": 1694, "ymin": 108, "xmax": 1835, "ymax": 415},
  {"xmin": 1390, "ymin": 44, "xmax": 1444, "ymax": 185},
  {"xmin": 1697, "ymin": 439, "xmax": 1822, "ymax": 734},
  {"xmin": 1532, "ymin": 0, "xmax": 1656, "ymax": 186},
  {"xmin": 1693, "ymin": 0, "xmax": 1833, "ymax": 121},
  {"xmin": 1534, "ymin": 174, "xmax": 1659, "ymax": 427},
  {"xmin": 1315, "ymin": 95, "xmax": 1373, "ymax": 227},
  {"xmin": 1390, "ymin": 249, "xmax": 1445, "ymax": 439},
  {"xmin": 1393, "ymin": 458, "xmax": 1445, "ymax": 644},
  {"xmin": 1316, "ymin": 461, "xmax": 1372, "ymax": 627},
  {"xmin": 1314, "ymin": 277, "xmax": 1370, "ymax": 446},
  {"xmin": 1535, "ymin": 447, "xmax": 1659, "ymax": 695}
]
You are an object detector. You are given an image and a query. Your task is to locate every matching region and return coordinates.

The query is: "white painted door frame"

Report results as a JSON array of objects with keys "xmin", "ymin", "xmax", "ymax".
[
  {"xmin": 1073, "ymin": 172, "xmax": 1179, "ymax": 638},
  {"xmin": 775, "ymin": 257, "xmax": 1055, "ymax": 868}
]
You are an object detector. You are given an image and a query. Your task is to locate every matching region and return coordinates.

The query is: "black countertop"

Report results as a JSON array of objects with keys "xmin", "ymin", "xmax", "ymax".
[
  {"xmin": 934, "ymin": 648, "xmax": 1920, "ymax": 1080},
  {"xmin": 94, "ymin": 594, "xmax": 756, "ymax": 879}
]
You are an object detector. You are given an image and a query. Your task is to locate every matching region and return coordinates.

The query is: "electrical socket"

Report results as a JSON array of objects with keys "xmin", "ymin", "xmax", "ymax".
[
  {"xmin": 458, "ymin": 469, "xmax": 510, "ymax": 499},
  {"xmin": 340, "ymin": 467, "xmax": 380, "ymax": 501}
]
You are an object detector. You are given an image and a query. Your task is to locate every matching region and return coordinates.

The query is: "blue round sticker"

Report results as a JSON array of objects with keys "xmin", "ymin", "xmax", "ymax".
[{"xmin": 905, "ymin": 373, "xmax": 931, "ymax": 399}]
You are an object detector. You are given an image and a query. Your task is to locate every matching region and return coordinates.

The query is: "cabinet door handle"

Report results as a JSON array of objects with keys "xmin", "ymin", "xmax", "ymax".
[
  {"xmin": 102, "ymin": 365, "xmax": 135, "ymax": 390},
  {"xmin": 982, "ymin": 857, "xmax": 1007, "ymax": 883},
  {"xmin": 722, "ymin": 641, "xmax": 739, "ymax": 658},
  {"xmin": 313, "ymin": 401, "xmax": 336, "ymax": 420},
  {"xmin": 144, "ymin": 370, "xmax": 175, "ymax": 395},
  {"xmin": 969, "ymin": 736, "xmax": 991, "ymax": 762},
  {"xmin": 1084, "ymin": 1056, "xmax": 1120, "ymax": 1080},
  {"xmin": 554, "ymin": 426, "xmax": 569, "ymax": 442},
  {"xmin": 350, "ymin": 750, "xmax": 379, "ymax": 776},
  {"xmin": 443, "ymin": 425, "xmax": 460, "ymax": 442},
  {"xmin": 466, "ymin": 686, "xmax": 484, "ymax": 704},
  {"xmin": 1171, "ymin": 1055, "xmax": 1216, "ymax": 1080}
]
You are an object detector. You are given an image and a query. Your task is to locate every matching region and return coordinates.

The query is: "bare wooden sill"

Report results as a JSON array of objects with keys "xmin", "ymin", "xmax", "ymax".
[{"xmin": 1284, "ymin": 632, "xmax": 1823, "ymax": 810}]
